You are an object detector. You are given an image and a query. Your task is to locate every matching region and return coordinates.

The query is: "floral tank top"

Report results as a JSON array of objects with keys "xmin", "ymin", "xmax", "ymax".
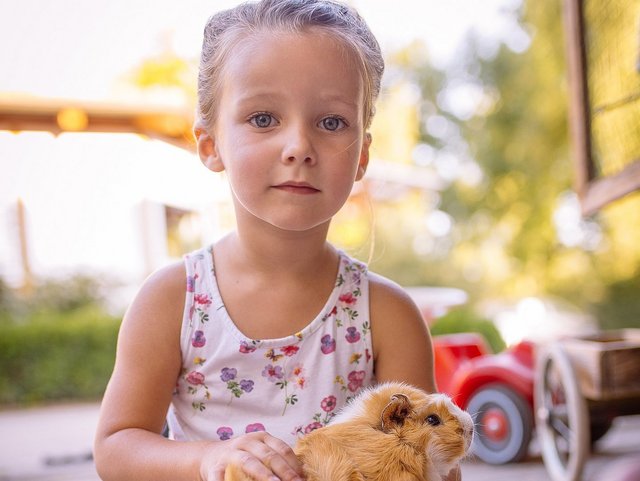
[{"xmin": 166, "ymin": 245, "xmax": 375, "ymax": 446}]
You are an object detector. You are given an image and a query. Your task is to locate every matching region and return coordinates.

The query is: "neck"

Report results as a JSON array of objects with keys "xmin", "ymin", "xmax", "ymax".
[{"xmin": 219, "ymin": 217, "xmax": 337, "ymax": 278}]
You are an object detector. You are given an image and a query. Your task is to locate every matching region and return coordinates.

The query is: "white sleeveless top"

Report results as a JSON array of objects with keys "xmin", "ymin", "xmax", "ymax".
[{"xmin": 166, "ymin": 245, "xmax": 375, "ymax": 446}]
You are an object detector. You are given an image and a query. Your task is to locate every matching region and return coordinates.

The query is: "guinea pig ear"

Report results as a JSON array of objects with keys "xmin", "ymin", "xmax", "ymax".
[{"xmin": 381, "ymin": 393, "xmax": 413, "ymax": 432}]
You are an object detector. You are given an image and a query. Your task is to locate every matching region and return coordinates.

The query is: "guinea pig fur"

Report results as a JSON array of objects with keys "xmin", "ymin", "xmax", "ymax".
[{"xmin": 225, "ymin": 382, "xmax": 474, "ymax": 481}]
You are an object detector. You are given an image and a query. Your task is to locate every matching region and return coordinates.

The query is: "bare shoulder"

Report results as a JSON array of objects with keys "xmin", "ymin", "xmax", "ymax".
[
  {"xmin": 368, "ymin": 271, "xmax": 421, "ymax": 317},
  {"xmin": 96, "ymin": 261, "xmax": 187, "ymax": 437},
  {"xmin": 132, "ymin": 261, "xmax": 187, "ymax": 312},
  {"xmin": 368, "ymin": 271, "xmax": 436, "ymax": 392},
  {"xmin": 117, "ymin": 260, "xmax": 187, "ymax": 358}
]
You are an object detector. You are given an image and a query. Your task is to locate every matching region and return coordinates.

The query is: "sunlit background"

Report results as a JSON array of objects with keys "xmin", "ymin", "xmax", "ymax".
[{"xmin": 2, "ymin": 0, "xmax": 640, "ymax": 381}]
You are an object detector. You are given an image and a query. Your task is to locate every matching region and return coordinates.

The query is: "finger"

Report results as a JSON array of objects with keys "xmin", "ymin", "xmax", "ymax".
[
  {"xmin": 263, "ymin": 436, "xmax": 304, "ymax": 476},
  {"xmin": 239, "ymin": 434, "xmax": 303, "ymax": 481},
  {"xmin": 234, "ymin": 452, "xmax": 281, "ymax": 481}
]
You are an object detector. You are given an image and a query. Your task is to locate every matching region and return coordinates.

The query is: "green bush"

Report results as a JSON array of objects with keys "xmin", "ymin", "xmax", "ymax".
[
  {"xmin": 430, "ymin": 307, "xmax": 506, "ymax": 353},
  {"xmin": 0, "ymin": 305, "xmax": 120, "ymax": 405}
]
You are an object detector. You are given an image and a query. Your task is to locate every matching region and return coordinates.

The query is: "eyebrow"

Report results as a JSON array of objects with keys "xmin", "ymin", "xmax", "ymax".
[{"xmin": 235, "ymin": 92, "xmax": 360, "ymax": 110}]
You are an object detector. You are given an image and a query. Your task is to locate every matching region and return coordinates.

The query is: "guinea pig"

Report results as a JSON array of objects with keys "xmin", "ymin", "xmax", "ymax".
[{"xmin": 225, "ymin": 382, "xmax": 474, "ymax": 481}]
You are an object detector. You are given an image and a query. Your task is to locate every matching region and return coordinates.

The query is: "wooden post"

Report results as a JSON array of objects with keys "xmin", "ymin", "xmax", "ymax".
[{"xmin": 16, "ymin": 198, "xmax": 34, "ymax": 296}]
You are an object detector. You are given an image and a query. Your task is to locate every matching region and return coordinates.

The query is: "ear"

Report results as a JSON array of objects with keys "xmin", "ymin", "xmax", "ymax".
[
  {"xmin": 381, "ymin": 393, "xmax": 412, "ymax": 432},
  {"xmin": 194, "ymin": 120, "xmax": 224, "ymax": 172},
  {"xmin": 355, "ymin": 132, "xmax": 371, "ymax": 181}
]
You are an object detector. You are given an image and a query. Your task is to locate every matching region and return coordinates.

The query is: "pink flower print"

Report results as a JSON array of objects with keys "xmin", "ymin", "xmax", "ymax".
[
  {"xmin": 345, "ymin": 327, "xmax": 361, "ymax": 343},
  {"xmin": 321, "ymin": 395, "xmax": 337, "ymax": 413},
  {"xmin": 347, "ymin": 370, "xmax": 366, "ymax": 392},
  {"xmin": 262, "ymin": 364, "xmax": 284, "ymax": 382},
  {"xmin": 281, "ymin": 345, "xmax": 300, "ymax": 357},
  {"xmin": 289, "ymin": 364, "xmax": 307, "ymax": 389},
  {"xmin": 366, "ymin": 348, "xmax": 372, "ymax": 363},
  {"xmin": 305, "ymin": 422, "xmax": 323, "ymax": 434},
  {"xmin": 194, "ymin": 293, "xmax": 212, "ymax": 307},
  {"xmin": 245, "ymin": 423, "xmax": 266, "ymax": 433},
  {"xmin": 186, "ymin": 371, "xmax": 205, "ymax": 386},
  {"xmin": 216, "ymin": 426, "xmax": 233, "ymax": 441},
  {"xmin": 192, "ymin": 330, "xmax": 206, "ymax": 348},
  {"xmin": 339, "ymin": 293, "xmax": 356, "ymax": 305},
  {"xmin": 220, "ymin": 367, "xmax": 237, "ymax": 382},
  {"xmin": 320, "ymin": 334, "xmax": 336, "ymax": 354},
  {"xmin": 239, "ymin": 341, "xmax": 257, "ymax": 354}
]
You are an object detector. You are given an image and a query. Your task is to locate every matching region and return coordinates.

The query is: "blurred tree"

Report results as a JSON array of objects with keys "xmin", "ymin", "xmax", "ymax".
[{"xmin": 368, "ymin": 0, "xmax": 640, "ymax": 329}]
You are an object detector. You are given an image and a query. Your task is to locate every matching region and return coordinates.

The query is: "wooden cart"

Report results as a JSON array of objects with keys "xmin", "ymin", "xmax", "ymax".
[{"xmin": 534, "ymin": 329, "xmax": 640, "ymax": 481}]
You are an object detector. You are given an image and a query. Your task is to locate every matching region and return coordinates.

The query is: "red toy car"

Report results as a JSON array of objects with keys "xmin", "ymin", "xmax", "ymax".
[{"xmin": 433, "ymin": 332, "xmax": 535, "ymax": 464}]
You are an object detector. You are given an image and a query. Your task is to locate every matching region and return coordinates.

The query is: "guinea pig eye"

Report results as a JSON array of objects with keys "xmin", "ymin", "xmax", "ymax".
[{"xmin": 426, "ymin": 414, "xmax": 441, "ymax": 426}]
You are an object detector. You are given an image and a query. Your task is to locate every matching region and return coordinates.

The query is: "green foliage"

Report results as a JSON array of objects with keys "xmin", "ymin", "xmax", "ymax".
[
  {"xmin": 591, "ymin": 273, "xmax": 640, "ymax": 330},
  {"xmin": 0, "ymin": 275, "xmax": 120, "ymax": 405},
  {"xmin": 431, "ymin": 307, "xmax": 506, "ymax": 353},
  {"xmin": 370, "ymin": 0, "xmax": 640, "ymax": 331},
  {"xmin": 0, "ymin": 305, "xmax": 119, "ymax": 405}
]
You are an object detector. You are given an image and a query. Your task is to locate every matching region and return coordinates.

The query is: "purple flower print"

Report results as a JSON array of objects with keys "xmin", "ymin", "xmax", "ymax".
[
  {"xmin": 262, "ymin": 364, "xmax": 284, "ymax": 382},
  {"xmin": 239, "ymin": 341, "xmax": 257, "ymax": 354},
  {"xmin": 220, "ymin": 367, "xmax": 237, "ymax": 382},
  {"xmin": 305, "ymin": 422, "xmax": 323, "ymax": 434},
  {"xmin": 192, "ymin": 330, "xmax": 206, "ymax": 348},
  {"xmin": 216, "ymin": 426, "xmax": 233, "ymax": 441},
  {"xmin": 186, "ymin": 371, "xmax": 205, "ymax": 386},
  {"xmin": 320, "ymin": 334, "xmax": 336, "ymax": 354},
  {"xmin": 347, "ymin": 370, "xmax": 366, "ymax": 392},
  {"xmin": 240, "ymin": 379, "xmax": 254, "ymax": 393},
  {"xmin": 245, "ymin": 423, "xmax": 266, "ymax": 433},
  {"xmin": 186, "ymin": 275, "xmax": 196, "ymax": 292},
  {"xmin": 345, "ymin": 327, "xmax": 361, "ymax": 343},
  {"xmin": 321, "ymin": 395, "xmax": 337, "ymax": 413}
]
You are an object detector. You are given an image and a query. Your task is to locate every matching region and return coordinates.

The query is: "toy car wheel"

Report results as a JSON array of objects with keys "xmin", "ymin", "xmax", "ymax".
[
  {"xmin": 534, "ymin": 343, "xmax": 589, "ymax": 481},
  {"xmin": 466, "ymin": 384, "xmax": 533, "ymax": 464}
]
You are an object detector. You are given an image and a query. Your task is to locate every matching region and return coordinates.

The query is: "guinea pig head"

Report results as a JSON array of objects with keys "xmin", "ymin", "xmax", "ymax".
[{"xmin": 380, "ymin": 390, "xmax": 474, "ymax": 476}]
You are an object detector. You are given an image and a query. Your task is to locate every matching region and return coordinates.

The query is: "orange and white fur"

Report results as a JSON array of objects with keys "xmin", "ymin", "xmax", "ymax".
[{"xmin": 225, "ymin": 382, "xmax": 474, "ymax": 481}]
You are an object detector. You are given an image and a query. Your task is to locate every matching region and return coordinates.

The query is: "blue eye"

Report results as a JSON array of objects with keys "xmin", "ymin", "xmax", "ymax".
[
  {"xmin": 250, "ymin": 113, "xmax": 275, "ymax": 128},
  {"xmin": 320, "ymin": 116, "xmax": 346, "ymax": 131}
]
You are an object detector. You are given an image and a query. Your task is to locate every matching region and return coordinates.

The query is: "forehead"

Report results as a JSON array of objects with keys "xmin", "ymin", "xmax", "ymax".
[{"xmin": 219, "ymin": 29, "xmax": 364, "ymax": 109}]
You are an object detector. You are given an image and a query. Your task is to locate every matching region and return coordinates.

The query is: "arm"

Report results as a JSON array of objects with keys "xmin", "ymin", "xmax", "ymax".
[
  {"xmin": 369, "ymin": 273, "xmax": 461, "ymax": 481},
  {"xmin": 93, "ymin": 263, "xmax": 303, "ymax": 481},
  {"xmin": 368, "ymin": 272, "xmax": 436, "ymax": 392}
]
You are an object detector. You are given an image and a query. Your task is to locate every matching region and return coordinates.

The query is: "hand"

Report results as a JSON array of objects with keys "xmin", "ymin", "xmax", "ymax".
[{"xmin": 199, "ymin": 431, "xmax": 305, "ymax": 481}]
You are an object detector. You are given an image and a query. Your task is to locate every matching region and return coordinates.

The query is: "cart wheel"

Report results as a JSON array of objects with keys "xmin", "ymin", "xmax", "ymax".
[
  {"xmin": 466, "ymin": 384, "xmax": 533, "ymax": 464},
  {"xmin": 535, "ymin": 343, "xmax": 589, "ymax": 481}
]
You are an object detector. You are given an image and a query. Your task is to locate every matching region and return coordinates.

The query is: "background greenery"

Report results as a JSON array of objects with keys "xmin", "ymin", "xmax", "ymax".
[{"xmin": 0, "ymin": 278, "xmax": 119, "ymax": 405}]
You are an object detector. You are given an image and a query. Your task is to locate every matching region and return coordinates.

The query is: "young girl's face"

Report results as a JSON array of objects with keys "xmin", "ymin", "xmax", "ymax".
[{"xmin": 199, "ymin": 29, "xmax": 370, "ymax": 233}]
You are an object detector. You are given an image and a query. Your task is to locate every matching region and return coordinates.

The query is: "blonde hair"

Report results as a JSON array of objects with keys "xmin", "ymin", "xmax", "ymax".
[{"xmin": 198, "ymin": 0, "xmax": 384, "ymax": 129}]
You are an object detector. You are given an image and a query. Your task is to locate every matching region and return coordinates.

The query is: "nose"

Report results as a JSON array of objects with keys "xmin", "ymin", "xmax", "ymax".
[{"xmin": 281, "ymin": 124, "xmax": 316, "ymax": 165}]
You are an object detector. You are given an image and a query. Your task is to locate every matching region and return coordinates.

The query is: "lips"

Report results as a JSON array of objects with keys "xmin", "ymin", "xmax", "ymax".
[{"xmin": 273, "ymin": 181, "xmax": 320, "ymax": 194}]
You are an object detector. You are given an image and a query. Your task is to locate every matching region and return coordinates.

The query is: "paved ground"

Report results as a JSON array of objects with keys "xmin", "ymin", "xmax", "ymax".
[{"xmin": 1, "ymin": 402, "xmax": 639, "ymax": 481}]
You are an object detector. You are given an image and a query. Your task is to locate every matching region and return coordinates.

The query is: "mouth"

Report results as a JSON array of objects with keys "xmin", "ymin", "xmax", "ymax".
[{"xmin": 273, "ymin": 181, "xmax": 320, "ymax": 195}]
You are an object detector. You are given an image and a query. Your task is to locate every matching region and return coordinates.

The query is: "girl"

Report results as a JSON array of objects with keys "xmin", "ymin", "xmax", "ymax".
[{"xmin": 94, "ymin": 1, "xmax": 459, "ymax": 480}]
